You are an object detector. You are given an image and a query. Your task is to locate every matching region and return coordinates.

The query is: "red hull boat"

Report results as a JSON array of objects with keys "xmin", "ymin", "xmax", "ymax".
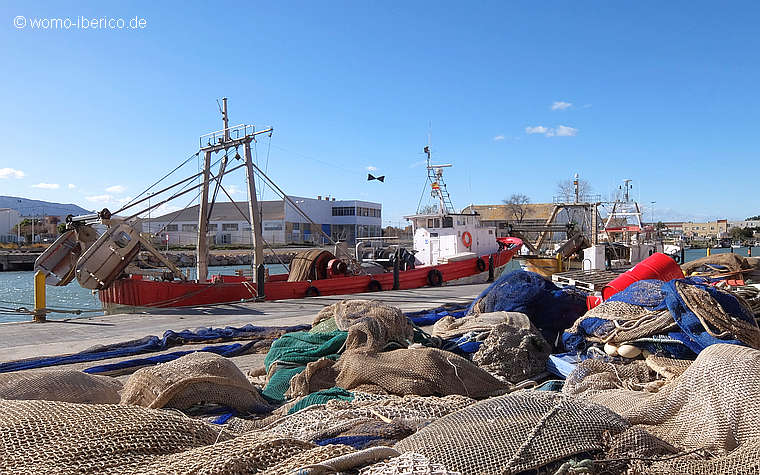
[{"xmin": 99, "ymin": 241, "xmax": 522, "ymax": 312}]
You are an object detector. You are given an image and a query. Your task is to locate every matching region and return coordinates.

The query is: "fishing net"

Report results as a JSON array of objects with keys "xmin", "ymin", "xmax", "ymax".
[
  {"xmin": 260, "ymin": 444, "xmax": 357, "ymax": 475},
  {"xmin": 0, "ymin": 399, "xmax": 235, "ymax": 474},
  {"xmin": 335, "ymin": 347, "xmax": 508, "ymax": 398},
  {"xmin": 471, "ymin": 321, "xmax": 552, "ymax": 383},
  {"xmin": 562, "ymin": 359, "xmax": 660, "ymax": 396},
  {"xmin": 394, "ymin": 391, "xmax": 630, "ymax": 474},
  {"xmin": 120, "ymin": 352, "xmax": 270, "ymax": 413},
  {"xmin": 643, "ymin": 353, "xmax": 692, "ymax": 379},
  {"xmin": 288, "ymin": 249, "xmax": 335, "ymax": 282},
  {"xmin": 359, "ymin": 452, "xmax": 461, "ymax": 475},
  {"xmin": 131, "ymin": 432, "xmax": 319, "ymax": 475},
  {"xmin": 583, "ymin": 344, "xmax": 760, "ymax": 454},
  {"xmin": 681, "ymin": 253, "xmax": 758, "ymax": 278},
  {"xmin": 261, "ymin": 393, "xmax": 474, "ymax": 446},
  {"xmin": 291, "ymin": 447, "xmax": 402, "ymax": 474},
  {"xmin": 431, "ymin": 311, "xmax": 532, "ymax": 339},
  {"xmin": 563, "ymin": 278, "xmax": 760, "ymax": 358},
  {"xmin": 287, "ymin": 358, "xmax": 339, "ymax": 398},
  {"xmin": 0, "ymin": 369, "xmax": 122, "ymax": 404},
  {"xmin": 468, "ymin": 270, "xmax": 588, "ymax": 344}
]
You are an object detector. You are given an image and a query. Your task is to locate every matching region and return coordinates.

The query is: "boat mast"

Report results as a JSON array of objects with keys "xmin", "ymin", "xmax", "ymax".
[{"xmin": 197, "ymin": 98, "xmax": 271, "ymax": 283}]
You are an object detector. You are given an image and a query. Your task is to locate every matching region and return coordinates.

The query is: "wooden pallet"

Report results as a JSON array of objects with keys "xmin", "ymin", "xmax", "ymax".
[{"xmin": 551, "ymin": 268, "xmax": 628, "ymax": 292}]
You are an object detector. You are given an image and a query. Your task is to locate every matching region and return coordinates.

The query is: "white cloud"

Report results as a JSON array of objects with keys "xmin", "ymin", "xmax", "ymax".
[
  {"xmin": 555, "ymin": 125, "xmax": 578, "ymax": 137},
  {"xmin": 85, "ymin": 194, "xmax": 113, "ymax": 203},
  {"xmin": 68, "ymin": 184, "xmax": 76, "ymax": 189},
  {"xmin": 525, "ymin": 126, "xmax": 549, "ymax": 135},
  {"xmin": 0, "ymin": 168, "xmax": 25, "ymax": 179},
  {"xmin": 366, "ymin": 165, "xmax": 378, "ymax": 172},
  {"xmin": 525, "ymin": 125, "xmax": 578, "ymax": 137},
  {"xmin": 105, "ymin": 185, "xmax": 126, "ymax": 193},
  {"xmin": 226, "ymin": 185, "xmax": 244, "ymax": 195},
  {"xmin": 32, "ymin": 183, "xmax": 60, "ymax": 189},
  {"xmin": 492, "ymin": 135, "xmax": 505, "ymax": 141},
  {"xmin": 551, "ymin": 101, "xmax": 572, "ymax": 111}
]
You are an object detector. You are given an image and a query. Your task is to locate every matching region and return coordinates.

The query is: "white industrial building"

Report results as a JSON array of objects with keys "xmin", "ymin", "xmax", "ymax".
[
  {"xmin": 0, "ymin": 208, "xmax": 21, "ymax": 243},
  {"xmin": 144, "ymin": 196, "xmax": 382, "ymax": 245}
]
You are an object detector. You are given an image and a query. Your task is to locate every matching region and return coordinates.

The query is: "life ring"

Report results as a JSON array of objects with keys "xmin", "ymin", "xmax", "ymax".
[
  {"xmin": 462, "ymin": 231, "xmax": 473, "ymax": 248},
  {"xmin": 305, "ymin": 286, "xmax": 320, "ymax": 297},
  {"xmin": 476, "ymin": 257, "xmax": 486, "ymax": 272},
  {"xmin": 427, "ymin": 269, "xmax": 443, "ymax": 287},
  {"xmin": 368, "ymin": 279, "xmax": 382, "ymax": 292}
]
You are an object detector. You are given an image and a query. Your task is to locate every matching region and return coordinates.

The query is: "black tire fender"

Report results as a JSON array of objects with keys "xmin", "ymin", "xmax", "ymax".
[
  {"xmin": 368, "ymin": 279, "xmax": 382, "ymax": 292},
  {"xmin": 427, "ymin": 269, "xmax": 443, "ymax": 287},
  {"xmin": 476, "ymin": 257, "xmax": 487, "ymax": 272},
  {"xmin": 305, "ymin": 286, "xmax": 320, "ymax": 297}
]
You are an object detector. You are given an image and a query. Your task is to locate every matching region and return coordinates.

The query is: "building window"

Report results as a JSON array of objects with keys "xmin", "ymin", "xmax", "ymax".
[
  {"xmin": 181, "ymin": 224, "xmax": 198, "ymax": 232},
  {"xmin": 264, "ymin": 223, "xmax": 282, "ymax": 231},
  {"xmin": 222, "ymin": 223, "xmax": 238, "ymax": 231},
  {"xmin": 332, "ymin": 206, "xmax": 356, "ymax": 216},
  {"xmin": 166, "ymin": 224, "xmax": 178, "ymax": 232},
  {"xmin": 207, "ymin": 224, "xmax": 218, "ymax": 231},
  {"xmin": 292, "ymin": 222, "xmax": 300, "ymax": 230}
]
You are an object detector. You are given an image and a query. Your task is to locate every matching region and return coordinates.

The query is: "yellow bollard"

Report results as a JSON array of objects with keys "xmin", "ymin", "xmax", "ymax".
[
  {"xmin": 33, "ymin": 270, "xmax": 46, "ymax": 322},
  {"xmin": 706, "ymin": 247, "xmax": 711, "ymax": 257},
  {"xmin": 556, "ymin": 253, "xmax": 563, "ymax": 273}
]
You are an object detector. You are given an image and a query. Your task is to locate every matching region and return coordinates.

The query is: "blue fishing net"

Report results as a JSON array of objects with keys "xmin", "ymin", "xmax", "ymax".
[
  {"xmin": 468, "ymin": 270, "xmax": 588, "ymax": 345},
  {"xmin": 563, "ymin": 277, "xmax": 758, "ymax": 358}
]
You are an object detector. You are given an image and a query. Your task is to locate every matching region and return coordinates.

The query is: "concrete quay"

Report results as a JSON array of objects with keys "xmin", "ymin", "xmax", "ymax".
[{"xmin": 0, "ymin": 283, "xmax": 487, "ymax": 368}]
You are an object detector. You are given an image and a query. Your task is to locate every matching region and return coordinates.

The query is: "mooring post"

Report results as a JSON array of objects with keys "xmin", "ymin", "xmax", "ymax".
[
  {"xmin": 256, "ymin": 263, "xmax": 266, "ymax": 301},
  {"xmin": 33, "ymin": 270, "xmax": 46, "ymax": 322},
  {"xmin": 680, "ymin": 247, "xmax": 685, "ymax": 264},
  {"xmin": 487, "ymin": 254, "xmax": 494, "ymax": 282},
  {"xmin": 392, "ymin": 248, "xmax": 400, "ymax": 290}
]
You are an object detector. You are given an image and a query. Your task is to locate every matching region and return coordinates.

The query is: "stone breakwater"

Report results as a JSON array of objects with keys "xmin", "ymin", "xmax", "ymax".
[{"xmin": 135, "ymin": 251, "xmax": 297, "ymax": 269}]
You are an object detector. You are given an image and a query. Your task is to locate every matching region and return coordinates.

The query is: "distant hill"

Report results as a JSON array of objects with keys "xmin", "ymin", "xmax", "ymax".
[{"xmin": 0, "ymin": 196, "xmax": 92, "ymax": 217}]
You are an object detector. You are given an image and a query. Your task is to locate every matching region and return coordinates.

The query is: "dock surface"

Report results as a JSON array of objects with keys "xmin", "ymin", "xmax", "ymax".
[{"xmin": 0, "ymin": 283, "xmax": 487, "ymax": 365}]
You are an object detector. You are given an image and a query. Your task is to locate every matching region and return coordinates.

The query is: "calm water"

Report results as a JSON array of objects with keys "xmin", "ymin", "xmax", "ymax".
[
  {"xmin": 1, "ymin": 249, "xmax": 757, "ymax": 323},
  {"xmin": 0, "ymin": 264, "xmax": 288, "ymax": 323}
]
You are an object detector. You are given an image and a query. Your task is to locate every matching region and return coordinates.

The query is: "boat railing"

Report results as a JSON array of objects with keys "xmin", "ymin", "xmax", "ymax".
[{"xmin": 199, "ymin": 123, "xmax": 260, "ymax": 148}]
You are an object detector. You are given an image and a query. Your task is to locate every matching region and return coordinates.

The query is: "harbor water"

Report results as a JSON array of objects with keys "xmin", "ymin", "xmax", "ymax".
[
  {"xmin": 0, "ymin": 248, "xmax": 756, "ymax": 323},
  {"xmin": 0, "ymin": 264, "xmax": 288, "ymax": 323}
]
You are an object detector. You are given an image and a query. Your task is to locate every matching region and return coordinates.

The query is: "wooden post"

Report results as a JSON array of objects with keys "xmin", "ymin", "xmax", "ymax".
[
  {"xmin": 243, "ymin": 142, "xmax": 264, "ymax": 279},
  {"xmin": 197, "ymin": 150, "xmax": 212, "ymax": 282}
]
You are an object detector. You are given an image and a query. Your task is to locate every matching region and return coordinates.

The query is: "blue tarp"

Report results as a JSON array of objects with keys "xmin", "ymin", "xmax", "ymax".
[
  {"xmin": 0, "ymin": 323, "xmax": 309, "ymax": 373},
  {"xmin": 404, "ymin": 304, "xmax": 469, "ymax": 326}
]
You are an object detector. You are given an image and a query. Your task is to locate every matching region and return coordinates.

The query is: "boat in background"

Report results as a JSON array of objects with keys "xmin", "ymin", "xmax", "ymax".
[{"xmin": 37, "ymin": 100, "xmax": 523, "ymax": 313}]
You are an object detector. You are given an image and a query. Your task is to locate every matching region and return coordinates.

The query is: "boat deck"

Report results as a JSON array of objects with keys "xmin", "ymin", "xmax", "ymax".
[{"xmin": 0, "ymin": 283, "xmax": 489, "ymax": 376}]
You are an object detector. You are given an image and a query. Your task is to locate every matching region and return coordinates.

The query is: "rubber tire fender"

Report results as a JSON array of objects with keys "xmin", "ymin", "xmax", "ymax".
[
  {"xmin": 427, "ymin": 269, "xmax": 443, "ymax": 287},
  {"xmin": 305, "ymin": 286, "xmax": 320, "ymax": 297},
  {"xmin": 670, "ymin": 253, "xmax": 681, "ymax": 264},
  {"xmin": 368, "ymin": 279, "xmax": 382, "ymax": 292},
  {"xmin": 476, "ymin": 257, "xmax": 487, "ymax": 272}
]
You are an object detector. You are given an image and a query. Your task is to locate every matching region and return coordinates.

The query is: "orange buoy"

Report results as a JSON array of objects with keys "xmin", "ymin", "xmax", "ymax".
[{"xmin": 462, "ymin": 231, "xmax": 473, "ymax": 248}]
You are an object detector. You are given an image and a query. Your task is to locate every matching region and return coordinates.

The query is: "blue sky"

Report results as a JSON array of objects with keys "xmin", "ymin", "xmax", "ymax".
[{"xmin": 1, "ymin": 1, "xmax": 758, "ymax": 226}]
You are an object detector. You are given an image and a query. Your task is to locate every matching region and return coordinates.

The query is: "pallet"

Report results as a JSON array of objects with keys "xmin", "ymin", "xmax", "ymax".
[{"xmin": 551, "ymin": 268, "xmax": 628, "ymax": 292}]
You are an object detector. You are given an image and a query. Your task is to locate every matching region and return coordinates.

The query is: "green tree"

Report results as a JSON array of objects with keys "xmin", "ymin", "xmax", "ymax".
[{"xmin": 57, "ymin": 223, "xmax": 67, "ymax": 235}]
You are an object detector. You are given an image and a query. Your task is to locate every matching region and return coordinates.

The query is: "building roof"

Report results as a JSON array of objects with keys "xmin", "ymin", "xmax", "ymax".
[
  {"xmin": 153, "ymin": 200, "xmax": 285, "ymax": 222},
  {"xmin": 461, "ymin": 203, "xmax": 557, "ymax": 222}
]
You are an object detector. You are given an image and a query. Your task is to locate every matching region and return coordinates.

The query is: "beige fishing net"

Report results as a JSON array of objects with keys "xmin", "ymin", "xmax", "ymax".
[
  {"xmin": 431, "ymin": 311, "xmax": 532, "ymax": 339},
  {"xmin": 335, "ymin": 347, "xmax": 508, "ymax": 398},
  {"xmin": 471, "ymin": 321, "xmax": 552, "ymax": 383},
  {"xmin": 395, "ymin": 391, "xmax": 631, "ymax": 474},
  {"xmin": 0, "ymin": 369, "xmax": 122, "ymax": 404},
  {"xmin": 0, "ymin": 399, "xmax": 235, "ymax": 474},
  {"xmin": 120, "ymin": 352, "xmax": 270, "ymax": 413},
  {"xmin": 359, "ymin": 452, "xmax": 461, "ymax": 475},
  {"xmin": 288, "ymin": 249, "xmax": 335, "ymax": 282}
]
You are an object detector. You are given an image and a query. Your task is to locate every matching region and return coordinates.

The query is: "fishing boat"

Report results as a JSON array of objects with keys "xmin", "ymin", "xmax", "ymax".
[{"xmin": 36, "ymin": 99, "xmax": 522, "ymax": 313}]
